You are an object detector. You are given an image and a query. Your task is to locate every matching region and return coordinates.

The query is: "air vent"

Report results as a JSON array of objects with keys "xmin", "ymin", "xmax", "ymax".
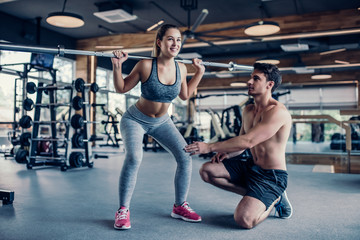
[
  {"xmin": 281, "ymin": 43, "xmax": 309, "ymax": 52},
  {"xmin": 94, "ymin": 9, "xmax": 137, "ymax": 23}
]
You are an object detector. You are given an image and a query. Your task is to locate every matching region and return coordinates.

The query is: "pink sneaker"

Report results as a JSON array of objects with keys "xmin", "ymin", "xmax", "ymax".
[
  {"xmin": 114, "ymin": 206, "xmax": 131, "ymax": 230},
  {"xmin": 171, "ymin": 201, "xmax": 201, "ymax": 222}
]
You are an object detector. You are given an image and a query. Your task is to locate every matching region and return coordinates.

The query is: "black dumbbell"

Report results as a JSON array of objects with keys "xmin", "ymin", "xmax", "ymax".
[
  {"xmin": 74, "ymin": 78, "xmax": 99, "ymax": 93},
  {"xmin": 72, "ymin": 96, "xmax": 107, "ymax": 110},
  {"xmin": 70, "ymin": 114, "xmax": 99, "ymax": 129},
  {"xmin": 69, "ymin": 152, "xmax": 84, "ymax": 168}
]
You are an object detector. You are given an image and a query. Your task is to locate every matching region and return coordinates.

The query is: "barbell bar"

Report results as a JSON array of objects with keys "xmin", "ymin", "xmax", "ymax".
[
  {"xmin": 27, "ymin": 79, "xmax": 99, "ymax": 94},
  {"xmin": 26, "ymin": 82, "xmax": 73, "ymax": 94},
  {"xmin": 0, "ymin": 43, "xmax": 254, "ymax": 71},
  {"xmin": 20, "ymin": 114, "xmax": 100, "ymax": 129},
  {"xmin": 19, "ymin": 115, "xmax": 69, "ymax": 128},
  {"xmin": 23, "ymin": 98, "xmax": 72, "ymax": 111}
]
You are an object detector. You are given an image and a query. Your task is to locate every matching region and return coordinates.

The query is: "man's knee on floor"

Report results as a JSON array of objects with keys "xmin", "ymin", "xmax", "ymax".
[
  {"xmin": 199, "ymin": 164, "xmax": 211, "ymax": 183},
  {"xmin": 234, "ymin": 212, "xmax": 257, "ymax": 229}
]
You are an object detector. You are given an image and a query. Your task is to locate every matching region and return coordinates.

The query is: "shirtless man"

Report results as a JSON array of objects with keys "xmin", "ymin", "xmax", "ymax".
[{"xmin": 184, "ymin": 62, "xmax": 293, "ymax": 229}]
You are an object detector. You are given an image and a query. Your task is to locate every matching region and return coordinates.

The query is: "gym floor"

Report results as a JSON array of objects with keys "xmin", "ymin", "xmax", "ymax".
[{"xmin": 0, "ymin": 148, "xmax": 359, "ymax": 240}]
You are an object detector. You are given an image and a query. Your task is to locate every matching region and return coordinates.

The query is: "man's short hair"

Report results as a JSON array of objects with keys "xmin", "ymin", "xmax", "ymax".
[{"xmin": 253, "ymin": 63, "xmax": 282, "ymax": 92}]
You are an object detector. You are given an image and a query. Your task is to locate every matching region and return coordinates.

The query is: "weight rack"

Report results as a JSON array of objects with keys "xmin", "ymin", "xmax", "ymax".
[
  {"xmin": 67, "ymin": 78, "xmax": 103, "ymax": 169},
  {"xmin": 26, "ymin": 68, "xmax": 74, "ymax": 171}
]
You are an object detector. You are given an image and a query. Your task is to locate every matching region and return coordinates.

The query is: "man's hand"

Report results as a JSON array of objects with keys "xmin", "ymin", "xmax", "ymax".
[
  {"xmin": 184, "ymin": 141, "xmax": 211, "ymax": 155},
  {"xmin": 211, "ymin": 152, "xmax": 229, "ymax": 163}
]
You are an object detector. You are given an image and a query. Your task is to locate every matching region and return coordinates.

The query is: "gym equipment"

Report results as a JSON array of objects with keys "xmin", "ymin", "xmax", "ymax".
[
  {"xmin": 220, "ymin": 105, "xmax": 242, "ymax": 136},
  {"xmin": 15, "ymin": 148, "xmax": 28, "ymax": 164},
  {"xmin": 26, "ymin": 82, "xmax": 72, "ymax": 94},
  {"xmin": 72, "ymin": 132, "xmax": 84, "ymax": 148},
  {"xmin": 72, "ymin": 96, "xmax": 105, "ymax": 111},
  {"xmin": 19, "ymin": 132, "xmax": 31, "ymax": 146},
  {"xmin": 70, "ymin": 114, "xmax": 98, "ymax": 129},
  {"xmin": 25, "ymin": 77, "xmax": 74, "ymax": 171},
  {"xmin": 330, "ymin": 116, "xmax": 360, "ymax": 151},
  {"xmin": 74, "ymin": 78, "xmax": 99, "ymax": 93},
  {"xmin": 0, "ymin": 43, "xmax": 254, "ymax": 71},
  {"xmin": 69, "ymin": 152, "xmax": 85, "ymax": 168},
  {"xmin": 71, "ymin": 132, "xmax": 103, "ymax": 148},
  {"xmin": 23, "ymin": 98, "xmax": 72, "ymax": 111},
  {"xmin": 99, "ymin": 106, "xmax": 122, "ymax": 148},
  {"xmin": 19, "ymin": 115, "xmax": 69, "ymax": 129},
  {"xmin": 0, "ymin": 190, "xmax": 14, "ymax": 205},
  {"xmin": 143, "ymin": 134, "xmax": 162, "ymax": 152}
]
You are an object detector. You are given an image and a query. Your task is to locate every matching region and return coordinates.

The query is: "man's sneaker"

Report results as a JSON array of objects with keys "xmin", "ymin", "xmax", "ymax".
[
  {"xmin": 171, "ymin": 201, "xmax": 201, "ymax": 222},
  {"xmin": 114, "ymin": 206, "xmax": 131, "ymax": 230},
  {"xmin": 275, "ymin": 191, "xmax": 293, "ymax": 219}
]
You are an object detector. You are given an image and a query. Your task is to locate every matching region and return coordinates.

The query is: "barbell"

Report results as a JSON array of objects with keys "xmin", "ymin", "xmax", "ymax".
[
  {"xmin": 19, "ymin": 115, "xmax": 69, "ymax": 129},
  {"xmin": 23, "ymin": 98, "xmax": 72, "ymax": 111},
  {"xmin": 0, "ymin": 43, "xmax": 254, "ymax": 71},
  {"xmin": 26, "ymin": 79, "xmax": 99, "ymax": 94},
  {"xmin": 24, "ymin": 96, "xmax": 104, "ymax": 112},
  {"xmin": 26, "ymin": 82, "xmax": 73, "ymax": 94},
  {"xmin": 19, "ymin": 114, "xmax": 99, "ymax": 129}
]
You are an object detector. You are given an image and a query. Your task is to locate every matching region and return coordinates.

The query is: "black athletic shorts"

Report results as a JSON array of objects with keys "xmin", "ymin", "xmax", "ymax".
[{"xmin": 222, "ymin": 157, "xmax": 288, "ymax": 210}]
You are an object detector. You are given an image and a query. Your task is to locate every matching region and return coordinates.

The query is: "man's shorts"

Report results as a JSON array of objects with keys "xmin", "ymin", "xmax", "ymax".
[{"xmin": 222, "ymin": 157, "xmax": 288, "ymax": 210}]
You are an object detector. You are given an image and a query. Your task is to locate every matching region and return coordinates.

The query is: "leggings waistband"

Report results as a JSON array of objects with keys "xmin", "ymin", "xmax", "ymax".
[{"xmin": 126, "ymin": 104, "xmax": 170, "ymax": 124}]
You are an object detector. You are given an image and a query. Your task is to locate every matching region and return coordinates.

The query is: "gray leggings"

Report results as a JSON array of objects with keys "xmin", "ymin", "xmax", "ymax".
[{"xmin": 119, "ymin": 105, "xmax": 192, "ymax": 208}]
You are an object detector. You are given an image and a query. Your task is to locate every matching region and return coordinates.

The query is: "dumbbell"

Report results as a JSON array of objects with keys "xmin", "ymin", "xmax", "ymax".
[
  {"xmin": 19, "ymin": 132, "xmax": 31, "ymax": 147},
  {"xmin": 71, "ymin": 132, "xmax": 103, "ymax": 148},
  {"xmin": 69, "ymin": 152, "xmax": 85, "ymax": 168},
  {"xmin": 19, "ymin": 115, "xmax": 69, "ymax": 129},
  {"xmin": 26, "ymin": 82, "xmax": 72, "ymax": 94},
  {"xmin": 23, "ymin": 98, "xmax": 72, "ymax": 111},
  {"xmin": 74, "ymin": 78, "xmax": 99, "ymax": 93},
  {"xmin": 72, "ymin": 96, "xmax": 106, "ymax": 111},
  {"xmin": 70, "ymin": 114, "xmax": 99, "ymax": 129}
]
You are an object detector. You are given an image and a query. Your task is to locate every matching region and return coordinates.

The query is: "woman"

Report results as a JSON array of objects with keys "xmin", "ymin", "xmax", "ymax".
[{"xmin": 111, "ymin": 24, "xmax": 205, "ymax": 230}]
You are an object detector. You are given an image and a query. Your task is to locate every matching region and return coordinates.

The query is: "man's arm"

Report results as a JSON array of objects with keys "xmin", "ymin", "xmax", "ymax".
[{"xmin": 185, "ymin": 106, "xmax": 290, "ymax": 155}]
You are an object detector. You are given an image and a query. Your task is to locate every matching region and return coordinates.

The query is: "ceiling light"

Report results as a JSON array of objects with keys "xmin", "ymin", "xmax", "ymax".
[
  {"xmin": 311, "ymin": 74, "xmax": 332, "ymax": 80},
  {"xmin": 0, "ymin": 0, "xmax": 16, "ymax": 3},
  {"xmin": 319, "ymin": 48, "xmax": 346, "ymax": 55},
  {"xmin": 256, "ymin": 58, "xmax": 280, "ymax": 65},
  {"xmin": 95, "ymin": 45, "xmax": 123, "ymax": 49},
  {"xmin": 147, "ymin": 20, "xmax": 164, "ymax": 32},
  {"xmin": 334, "ymin": 60, "xmax": 350, "ymax": 64},
  {"xmin": 46, "ymin": 0, "xmax": 84, "ymax": 28},
  {"xmin": 230, "ymin": 82, "xmax": 247, "ymax": 87},
  {"xmin": 244, "ymin": 21, "xmax": 280, "ymax": 36}
]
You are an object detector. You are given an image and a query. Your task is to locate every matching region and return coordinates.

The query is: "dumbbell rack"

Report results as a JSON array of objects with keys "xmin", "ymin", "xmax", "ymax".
[
  {"xmin": 68, "ymin": 81, "xmax": 95, "ymax": 169},
  {"xmin": 27, "ymin": 69, "xmax": 74, "ymax": 171}
]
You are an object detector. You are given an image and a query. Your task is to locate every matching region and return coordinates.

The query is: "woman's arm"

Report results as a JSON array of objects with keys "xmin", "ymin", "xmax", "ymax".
[
  {"xmin": 178, "ymin": 58, "xmax": 205, "ymax": 100},
  {"xmin": 111, "ymin": 50, "xmax": 142, "ymax": 93}
]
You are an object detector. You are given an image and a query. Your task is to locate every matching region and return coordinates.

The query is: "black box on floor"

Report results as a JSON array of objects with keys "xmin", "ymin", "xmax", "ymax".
[{"xmin": 0, "ymin": 190, "xmax": 14, "ymax": 204}]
